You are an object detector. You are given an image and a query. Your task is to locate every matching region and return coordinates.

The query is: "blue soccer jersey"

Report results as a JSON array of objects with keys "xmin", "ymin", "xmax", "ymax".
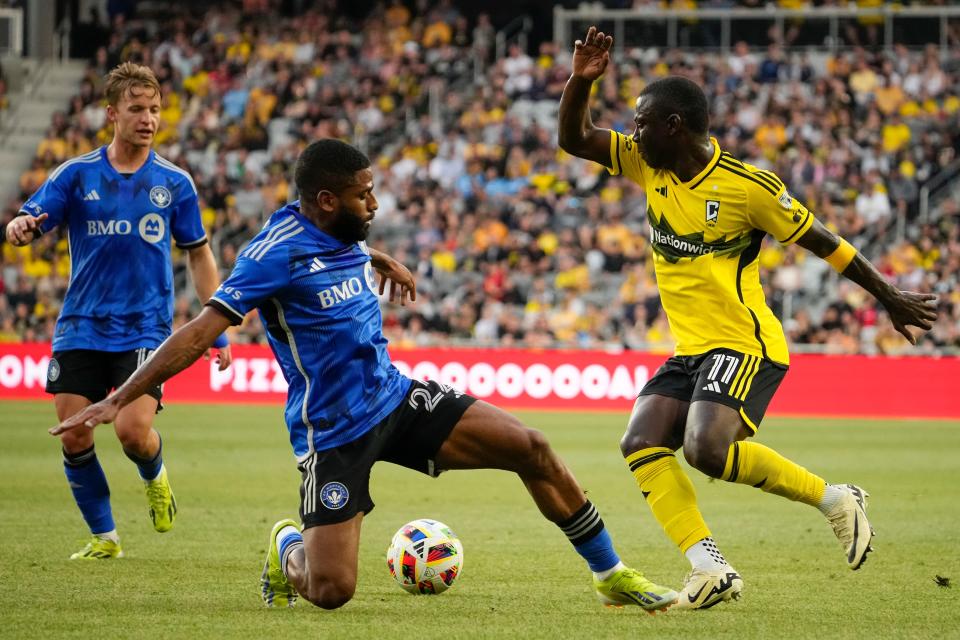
[
  {"xmin": 20, "ymin": 146, "xmax": 207, "ymax": 352},
  {"xmin": 207, "ymin": 202, "xmax": 412, "ymax": 459}
]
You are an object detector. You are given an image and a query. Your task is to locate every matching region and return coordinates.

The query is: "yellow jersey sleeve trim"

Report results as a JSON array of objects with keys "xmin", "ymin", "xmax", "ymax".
[
  {"xmin": 777, "ymin": 206, "xmax": 814, "ymax": 245},
  {"xmin": 607, "ymin": 130, "xmax": 622, "ymax": 176}
]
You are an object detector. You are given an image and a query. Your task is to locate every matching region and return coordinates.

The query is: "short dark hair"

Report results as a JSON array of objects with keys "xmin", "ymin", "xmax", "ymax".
[
  {"xmin": 295, "ymin": 139, "xmax": 371, "ymax": 201},
  {"xmin": 640, "ymin": 76, "xmax": 709, "ymax": 135}
]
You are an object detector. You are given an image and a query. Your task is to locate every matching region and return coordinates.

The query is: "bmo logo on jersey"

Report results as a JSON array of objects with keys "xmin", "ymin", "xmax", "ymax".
[
  {"xmin": 317, "ymin": 277, "xmax": 365, "ymax": 309},
  {"xmin": 87, "ymin": 214, "xmax": 165, "ymax": 243},
  {"xmin": 138, "ymin": 213, "xmax": 166, "ymax": 244},
  {"xmin": 86, "ymin": 219, "xmax": 133, "ymax": 236}
]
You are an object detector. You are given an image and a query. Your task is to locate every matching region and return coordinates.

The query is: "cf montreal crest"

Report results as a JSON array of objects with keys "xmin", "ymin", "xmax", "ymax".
[
  {"xmin": 47, "ymin": 357, "xmax": 61, "ymax": 382},
  {"xmin": 320, "ymin": 482, "xmax": 349, "ymax": 510},
  {"xmin": 150, "ymin": 185, "xmax": 172, "ymax": 208}
]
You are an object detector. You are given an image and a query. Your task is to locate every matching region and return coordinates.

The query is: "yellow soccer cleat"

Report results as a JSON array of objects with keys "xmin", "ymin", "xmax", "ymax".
[
  {"xmin": 145, "ymin": 465, "xmax": 177, "ymax": 533},
  {"xmin": 70, "ymin": 536, "xmax": 124, "ymax": 560},
  {"xmin": 594, "ymin": 566, "xmax": 678, "ymax": 613},
  {"xmin": 824, "ymin": 484, "xmax": 874, "ymax": 570},
  {"xmin": 675, "ymin": 566, "xmax": 743, "ymax": 610},
  {"xmin": 260, "ymin": 519, "xmax": 299, "ymax": 608}
]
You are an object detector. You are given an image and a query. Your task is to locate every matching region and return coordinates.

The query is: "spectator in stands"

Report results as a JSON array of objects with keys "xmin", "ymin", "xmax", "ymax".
[{"xmin": 1, "ymin": 2, "xmax": 958, "ymax": 357}]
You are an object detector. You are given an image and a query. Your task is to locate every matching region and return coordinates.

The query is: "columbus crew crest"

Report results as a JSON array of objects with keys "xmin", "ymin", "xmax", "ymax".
[{"xmin": 705, "ymin": 200, "xmax": 720, "ymax": 227}]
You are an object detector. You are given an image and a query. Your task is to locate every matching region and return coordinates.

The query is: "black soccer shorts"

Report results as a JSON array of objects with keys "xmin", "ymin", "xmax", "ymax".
[
  {"xmin": 45, "ymin": 348, "xmax": 163, "ymax": 405},
  {"xmin": 639, "ymin": 348, "xmax": 787, "ymax": 432},
  {"xmin": 297, "ymin": 379, "xmax": 477, "ymax": 529}
]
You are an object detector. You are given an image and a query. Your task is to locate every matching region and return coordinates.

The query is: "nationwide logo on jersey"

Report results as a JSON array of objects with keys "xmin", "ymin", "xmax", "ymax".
[
  {"xmin": 320, "ymin": 482, "xmax": 349, "ymax": 510},
  {"xmin": 149, "ymin": 185, "xmax": 172, "ymax": 208},
  {"xmin": 647, "ymin": 205, "xmax": 751, "ymax": 263},
  {"xmin": 705, "ymin": 200, "xmax": 720, "ymax": 227},
  {"xmin": 139, "ymin": 213, "xmax": 166, "ymax": 244}
]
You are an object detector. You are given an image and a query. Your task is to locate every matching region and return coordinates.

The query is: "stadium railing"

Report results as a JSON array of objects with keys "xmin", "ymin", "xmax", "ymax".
[
  {"xmin": 0, "ymin": 7, "xmax": 22, "ymax": 57},
  {"xmin": 919, "ymin": 156, "xmax": 960, "ymax": 224},
  {"xmin": 553, "ymin": 5, "xmax": 960, "ymax": 54}
]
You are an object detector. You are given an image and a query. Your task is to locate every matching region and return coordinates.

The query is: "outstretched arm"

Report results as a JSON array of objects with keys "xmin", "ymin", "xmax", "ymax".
[
  {"xmin": 558, "ymin": 26, "xmax": 615, "ymax": 166},
  {"xmin": 5, "ymin": 213, "xmax": 48, "ymax": 246},
  {"xmin": 187, "ymin": 243, "xmax": 233, "ymax": 370},
  {"xmin": 50, "ymin": 307, "xmax": 232, "ymax": 434},
  {"xmin": 796, "ymin": 219, "xmax": 937, "ymax": 344}
]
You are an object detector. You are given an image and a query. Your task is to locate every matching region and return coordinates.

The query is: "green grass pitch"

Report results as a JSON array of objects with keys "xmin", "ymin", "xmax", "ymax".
[{"xmin": 1, "ymin": 400, "xmax": 958, "ymax": 639}]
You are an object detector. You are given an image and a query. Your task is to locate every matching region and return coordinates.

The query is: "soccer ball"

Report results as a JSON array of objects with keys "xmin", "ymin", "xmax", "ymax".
[{"xmin": 386, "ymin": 518, "xmax": 464, "ymax": 595}]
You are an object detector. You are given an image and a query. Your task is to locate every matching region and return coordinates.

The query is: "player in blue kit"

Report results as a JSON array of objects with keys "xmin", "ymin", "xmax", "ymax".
[
  {"xmin": 6, "ymin": 63, "xmax": 231, "ymax": 559},
  {"xmin": 52, "ymin": 139, "xmax": 680, "ymax": 612}
]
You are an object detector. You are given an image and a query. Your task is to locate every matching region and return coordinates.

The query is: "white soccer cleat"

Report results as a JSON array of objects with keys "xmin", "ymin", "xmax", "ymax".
[
  {"xmin": 675, "ymin": 565, "xmax": 743, "ymax": 610},
  {"xmin": 824, "ymin": 484, "xmax": 874, "ymax": 570}
]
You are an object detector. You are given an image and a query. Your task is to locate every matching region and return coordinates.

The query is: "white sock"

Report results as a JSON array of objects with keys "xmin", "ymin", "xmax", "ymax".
[
  {"xmin": 818, "ymin": 484, "xmax": 845, "ymax": 515},
  {"xmin": 593, "ymin": 560, "xmax": 626, "ymax": 582},
  {"xmin": 685, "ymin": 537, "xmax": 727, "ymax": 571},
  {"xmin": 96, "ymin": 529, "xmax": 120, "ymax": 543},
  {"xmin": 277, "ymin": 526, "xmax": 302, "ymax": 578}
]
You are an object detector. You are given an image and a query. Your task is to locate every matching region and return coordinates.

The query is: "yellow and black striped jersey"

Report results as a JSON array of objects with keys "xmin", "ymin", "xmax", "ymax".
[{"xmin": 608, "ymin": 131, "xmax": 814, "ymax": 364}]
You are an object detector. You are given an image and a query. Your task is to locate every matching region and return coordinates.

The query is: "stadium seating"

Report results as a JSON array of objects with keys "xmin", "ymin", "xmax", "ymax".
[{"xmin": 1, "ymin": 2, "xmax": 957, "ymax": 354}]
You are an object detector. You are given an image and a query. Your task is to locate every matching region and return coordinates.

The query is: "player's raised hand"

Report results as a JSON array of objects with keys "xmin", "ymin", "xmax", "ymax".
[
  {"xmin": 376, "ymin": 256, "xmax": 417, "ymax": 306},
  {"xmin": 883, "ymin": 290, "xmax": 938, "ymax": 344},
  {"xmin": 49, "ymin": 398, "xmax": 120, "ymax": 436},
  {"xmin": 572, "ymin": 26, "xmax": 613, "ymax": 82},
  {"xmin": 5, "ymin": 213, "xmax": 48, "ymax": 246}
]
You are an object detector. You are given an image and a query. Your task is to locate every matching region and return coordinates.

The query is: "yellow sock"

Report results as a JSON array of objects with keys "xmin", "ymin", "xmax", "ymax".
[
  {"xmin": 627, "ymin": 447, "xmax": 711, "ymax": 553},
  {"xmin": 722, "ymin": 441, "xmax": 826, "ymax": 507}
]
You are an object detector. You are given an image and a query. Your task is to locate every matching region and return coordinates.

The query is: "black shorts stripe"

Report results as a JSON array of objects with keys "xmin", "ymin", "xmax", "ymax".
[
  {"xmin": 641, "ymin": 349, "xmax": 788, "ymax": 432},
  {"xmin": 628, "ymin": 450, "xmax": 674, "ymax": 472},
  {"xmin": 717, "ymin": 161, "xmax": 778, "ymax": 196}
]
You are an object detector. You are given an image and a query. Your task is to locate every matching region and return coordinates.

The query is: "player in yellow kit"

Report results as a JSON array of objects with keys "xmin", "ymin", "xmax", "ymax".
[{"xmin": 559, "ymin": 27, "xmax": 939, "ymax": 609}]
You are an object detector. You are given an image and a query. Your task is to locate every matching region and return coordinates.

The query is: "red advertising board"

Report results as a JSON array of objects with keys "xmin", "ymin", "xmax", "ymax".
[{"xmin": 0, "ymin": 343, "xmax": 957, "ymax": 418}]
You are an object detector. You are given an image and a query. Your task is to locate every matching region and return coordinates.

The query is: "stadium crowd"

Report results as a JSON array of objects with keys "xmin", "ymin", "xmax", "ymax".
[{"xmin": 1, "ymin": 0, "xmax": 958, "ymax": 355}]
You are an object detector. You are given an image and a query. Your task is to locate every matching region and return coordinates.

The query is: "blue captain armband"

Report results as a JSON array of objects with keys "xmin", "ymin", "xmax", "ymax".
[{"xmin": 212, "ymin": 332, "xmax": 229, "ymax": 349}]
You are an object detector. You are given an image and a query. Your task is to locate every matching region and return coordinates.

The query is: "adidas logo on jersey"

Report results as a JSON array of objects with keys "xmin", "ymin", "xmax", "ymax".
[
  {"xmin": 83, "ymin": 190, "xmax": 101, "ymax": 201},
  {"xmin": 309, "ymin": 257, "xmax": 326, "ymax": 273},
  {"xmin": 702, "ymin": 381, "xmax": 722, "ymax": 393},
  {"xmin": 655, "ymin": 185, "xmax": 668, "ymax": 197}
]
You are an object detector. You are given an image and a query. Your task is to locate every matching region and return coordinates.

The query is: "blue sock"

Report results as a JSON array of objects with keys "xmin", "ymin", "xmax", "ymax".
[
  {"xmin": 277, "ymin": 526, "xmax": 304, "ymax": 578},
  {"xmin": 124, "ymin": 434, "xmax": 163, "ymax": 481},
  {"xmin": 558, "ymin": 501, "xmax": 621, "ymax": 572},
  {"xmin": 63, "ymin": 446, "xmax": 115, "ymax": 535}
]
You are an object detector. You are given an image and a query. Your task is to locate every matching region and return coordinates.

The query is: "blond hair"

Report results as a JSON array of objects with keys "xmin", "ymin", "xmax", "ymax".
[{"xmin": 104, "ymin": 62, "xmax": 161, "ymax": 106}]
